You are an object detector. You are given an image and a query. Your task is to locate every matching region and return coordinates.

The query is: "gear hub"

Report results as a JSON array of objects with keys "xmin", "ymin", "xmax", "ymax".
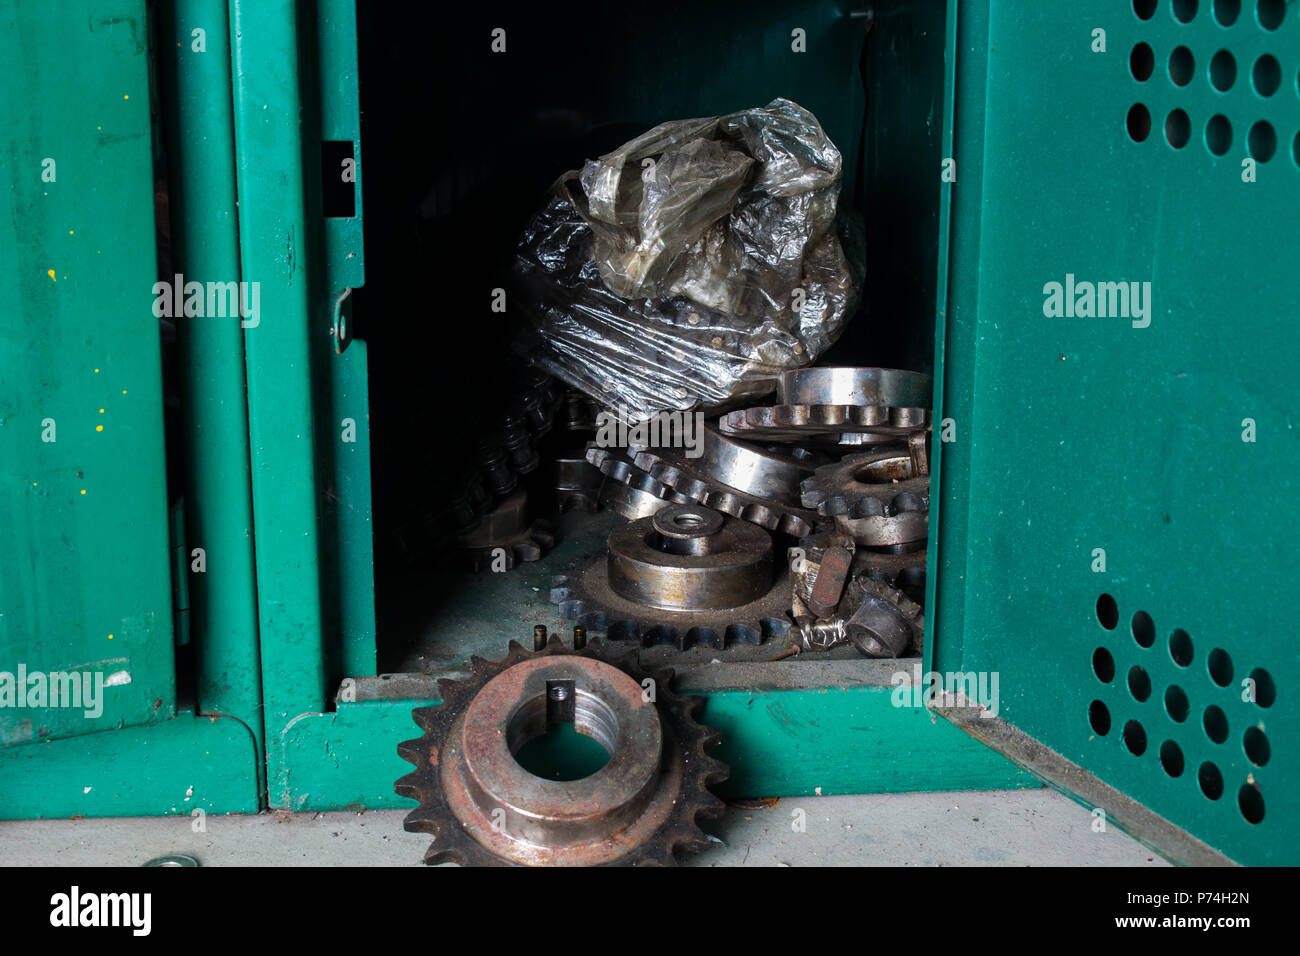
[{"xmin": 396, "ymin": 637, "xmax": 727, "ymax": 866}]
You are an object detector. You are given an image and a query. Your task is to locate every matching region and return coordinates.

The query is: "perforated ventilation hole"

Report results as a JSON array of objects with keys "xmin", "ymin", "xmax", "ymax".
[
  {"xmin": 1238, "ymin": 783, "xmax": 1265, "ymax": 823},
  {"xmin": 1132, "ymin": 42, "xmax": 1156, "ymax": 81},
  {"xmin": 1172, "ymin": 0, "xmax": 1199, "ymax": 22},
  {"xmin": 1243, "ymin": 726, "xmax": 1270, "ymax": 766},
  {"xmin": 1128, "ymin": 665, "xmax": 1153, "ymax": 702},
  {"xmin": 1253, "ymin": 53, "xmax": 1282, "ymax": 96},
  {"xmin": 1165, "ymin": 684, "xmax": 1190, "ymax": 722},
  {"xmin": 1169, "ymin": 628, "xmax": 1194, "ymax": 666},
  {"xmin": 1208, "ymin": 647, "xmax": 1234, "ymax": 685},
  {"xmin": 1256, "ymin": 0, "xmax": 1285, "ymax": 30},
  {"xmin": 1090, "ymin": 699, "xmax": 1112, "ymax": 735},
  {"xmin": 1206, "ymin": 114, "xmax": 1233, "ymax": 153},
  {"xmin": 1134, "ymin": 0, "xmax": 1158, "ymax": 19},
  {"xmin": 1203, "ymin": 704, "xmax": 1229, "ymax": 743},
  {"xmin": 1123, "ymin": 719, "xmax": 1148, "ymax": 755},
  {"xmin": 1165, "ymin": 109, "xmax": 1192, "ymax": 147},
  {"xmin": 1213, "ymin": 0, "xmax": 1241, "ymax": 26},
  {"xmin": 1169, "ymin": 46, "xmax": 1196, "ymax": 85},
  {"xmin": 1131, "ymin": 610, "xmax": 1155, "ymax": 647},
  {"xmin": 1198, "ymin": 761, "xmax": 1224, "ymax": 800},
  {"xmin": 1248, "ymin": 120, "xmax": 1277, "ymax": 161},
  {"xmin": 1093, "ymin": 646, "xmax": 1116, "ymax": 682},
  {"xmin": 1096, "ymin": 593, "xmax": 1119, "ymax": 629},
  {"xmin": 1248, "ymin": 667, "xmax": 1276, "ymax": 707},
  {"xmin": 1127, "ymin": 103, "xmax": 1153, "ymax": 141},
  {"xmin": 1160, "ymin": 739, "xmax": 1185, "ymax": 776},
  {"xmin": 1210, "ymin": 49, "xmax": 1237, "ymax": 90}
]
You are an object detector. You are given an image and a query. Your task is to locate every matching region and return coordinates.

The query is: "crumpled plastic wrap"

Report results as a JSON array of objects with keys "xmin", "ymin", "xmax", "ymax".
[{"xmin": 514, "ymin": 98, "xmax": 860, "ymax": 420}]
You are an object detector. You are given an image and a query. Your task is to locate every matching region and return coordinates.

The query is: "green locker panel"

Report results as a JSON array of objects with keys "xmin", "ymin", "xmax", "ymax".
[
  {"xmin": 0, "ymin": 0, "xmax": 177, "ymax": 746},
  {"xmin": 930, "ymin": 0, "xmax": 1298, "ymax": 865}
]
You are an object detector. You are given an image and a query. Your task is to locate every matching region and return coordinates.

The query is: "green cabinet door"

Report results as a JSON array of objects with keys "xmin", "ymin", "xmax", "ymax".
[
  {"xmin": 0, "ymin": 0, "xmax": 176, "ymax": 746},
  {"xmin": 929, "ymin": 1, "xmax": 1298, "ymax": 866}
]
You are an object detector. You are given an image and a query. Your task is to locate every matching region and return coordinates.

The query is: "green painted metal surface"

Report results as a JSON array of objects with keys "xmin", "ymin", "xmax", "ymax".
[
  {"xmin": 275, "ymin": 674, "xmax": 1035, "ymax": 813},
  {"xmin": 0, "ymin": 711, "xmax": 259, "ymax": 819},
  {"xmin": 0, "ymin": 0, "xmax": 176, "ymax": 745},
  {"xmin": 157, "ymin": 0, "xmax": 266, "ymax": 783},
  {"xmin": 229, "ymin": 1, "xmax": 330, "ymax": 762},
  {"xmin": 929, "ymin": 1, "xmax": 1299, "ymax": 865},
  {"xmin": 312, "ymin": 0, "xmax": 375, "ymax": 680}
]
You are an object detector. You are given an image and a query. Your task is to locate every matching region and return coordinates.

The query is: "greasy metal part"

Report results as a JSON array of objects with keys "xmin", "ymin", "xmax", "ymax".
[
  {"xmin": 396, "ymin": 637, "xmax": 727, "ymax": 866},
  {"xmin": 476, "ymin": 435, "xmax": 517, "ymax": 496},
  {"xmin": 907, "ymin": 429, "xmax": 931, "ymax": 477},
  {"xmin": 628, "ymin": 425, "xmax": 819, "ymax": 537},
  {"xmin": 458, "ymin": 487, "xmax": 554, "ymax": 572},
  {"xmin": 143, "ymin": 855, "xmax": 199, "ymax": 867},
  {"xmin": 533, "ymin": 625, "xmax": 548, "ymax": 651},
  {"xmin": 554, "ymin": 456, "xmax": 604, "ymax": 513},
  {"xmin": 500, "ymin": 413, "xmax": 540, "ymax": 475},
  {"xmin": 587, "ymin": 445, "xmax": 690, "ymax": 519},
  {"xmin": 777, "ymin": 367, "xmax": 933, "ymax": 408},
  {"xmin": 572, "ymin": 625, "xmax": 587, "ymax": 649},
  {"xmin": 562, "ymin": 389, "xmax": 601, "ymax": 432},
  {"xmin": 799, "ymin": 449, "xmax": 930, "ymax": 548},
  {"xmin": 842, "ymin": 576, "xmax": 924, "ymax": 658},
  {"xmin": 552, "ymin": 505, "xmax": 793, "ymax": 649},
  {"xmin": 608, "ymin": 504, "xmax": 772, "ymax": 610},
  {"xmin": 518, "ymin": 368, "xmax": 563, "ymax": 437},
  {"xmin": 717, "ymin": 403, "xmax": 931, "ymax": 443},
  {"xmin": 807, "ymin": 545, "xmax": 852, "ymax": 618}
]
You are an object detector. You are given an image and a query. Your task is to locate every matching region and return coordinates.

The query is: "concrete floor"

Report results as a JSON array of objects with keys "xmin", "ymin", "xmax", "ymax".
[{"xmin": 1, "ymin": 788, "xmax": 1168, "ymax": 866}]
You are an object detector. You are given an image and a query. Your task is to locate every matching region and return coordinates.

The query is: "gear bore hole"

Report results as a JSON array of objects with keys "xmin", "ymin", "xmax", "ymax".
[{"xmin": 509, "ymin": 687, "xmax": 616, "ymax": 782}]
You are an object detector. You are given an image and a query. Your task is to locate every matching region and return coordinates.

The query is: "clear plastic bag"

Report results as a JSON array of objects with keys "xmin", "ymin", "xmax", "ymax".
[{"xmin": 514, "ymin": 98, "xmax": 860, "ymax": 420}]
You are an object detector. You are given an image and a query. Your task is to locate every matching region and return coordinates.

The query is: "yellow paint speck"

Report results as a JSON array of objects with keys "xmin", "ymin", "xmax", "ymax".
[
  {"xmin": 80, "ymin": 489, "xmax": 86, "ymax": 495},
  {"xmin": 98, "ymin": 408, "xmax": 104, "ymax": 413},
  {"xmin": 122, "ymin": 389, "xmax": 127, "ymax": 394},
  {"xmin": 123, "ymin": 94, "xmax": 129, "ymax": 100},
  {"xmin": 68, "ymin": 229, "xmax": 74, "ymax": 235},
  {"xmin": 47, "ymin": 269, "xmax": 56, "ymax": 282},
  {"xmin": 108, "ymin": 634, "xmax": 114, "ymax": 640},
  {"xmin": 96, "ymin": 425, "xmax": 103, "ymax": 432},
  {"xmin": 94, "ymin": 368, "xmax": 100, "ymax": 373}
]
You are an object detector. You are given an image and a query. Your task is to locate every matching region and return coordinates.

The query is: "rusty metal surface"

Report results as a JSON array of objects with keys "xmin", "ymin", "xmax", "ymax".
[
  {"xmin": 807, "ymin": 545, "xmax": 852, "ymax": 618},
  {"xmin": 396, "ymin": 637, "xmax": 727, "ymax": 866},
  {"xmin": 552, "ymin": 504, "xmax": 793, "ymax": 649},
  {"xmin": 799, "ymin": 448, "xmax": 929, "ymax": 548},
  {"xmin": 629, "ymin": 432, "xmax": 819, "ymax": 537},
  {"xmin": 586, "ymin": 446, "xmax": 689, "ymax": 519},
  {"xmin": 457, "ymin": 487, "xmax": 554, "ymax": 571}
]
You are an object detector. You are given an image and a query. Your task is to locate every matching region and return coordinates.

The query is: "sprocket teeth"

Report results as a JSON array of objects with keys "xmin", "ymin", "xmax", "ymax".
[{"xmin": 397, "ymin": 638, "xmax": 728, "ymax": 866}]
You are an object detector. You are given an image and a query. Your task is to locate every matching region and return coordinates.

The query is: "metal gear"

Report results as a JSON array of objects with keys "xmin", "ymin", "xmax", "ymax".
[
  {"xmin": 552, "ymin": 503, "xmax": 793, "ymax": 649},
  {"xmin": 458, "ymin": 487, "xmax": 554, "ymax": 572},
  {"xmin": 799, "ymin": 448, "xmax": 929, "ymax": 548},
  {"xmin": 840, "ymin": 574, "xmax": 924, "ymax": 657},
  {"xmin": 395, "ymin": 635, "xmax": 728, "ymax": 866},
  {"xmin": 628, "ymin": 424, "xmax": 820, "ymax": 537},
  {"xmin": 717, "ymin": 402, "xmax": 930, "ymax": 443},
  {"xmin": 776, "ymin": 366, "xmax": 933, "ymax": 408},
  {"xmin": 554, "ymin": 455, "xmax": 604, "ymax": 513},
  {"xmin": 586, "ymin": 445, "xmax": 689, "ymax": 519}
]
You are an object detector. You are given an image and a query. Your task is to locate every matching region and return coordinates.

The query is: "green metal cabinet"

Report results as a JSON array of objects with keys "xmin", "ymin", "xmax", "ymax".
[{"xmin": 1, "ymin": 1, "xmax": 1294, "ymax": 866}]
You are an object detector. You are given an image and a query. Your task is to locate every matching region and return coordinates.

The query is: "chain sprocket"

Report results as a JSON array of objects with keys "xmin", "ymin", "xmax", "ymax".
[
  {"xmin": 798, "ymin": 448, "xmax": 930, "ymax": 548},
  {"xmin": 396, "ymin": 635, "xmax": 727, "ymax": 866}
]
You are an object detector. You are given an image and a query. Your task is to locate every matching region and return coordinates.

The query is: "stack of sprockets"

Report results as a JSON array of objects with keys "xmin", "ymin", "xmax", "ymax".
[{"xmin": 553, "ymin": 366, "xmax": 933, "ymax": 658}]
